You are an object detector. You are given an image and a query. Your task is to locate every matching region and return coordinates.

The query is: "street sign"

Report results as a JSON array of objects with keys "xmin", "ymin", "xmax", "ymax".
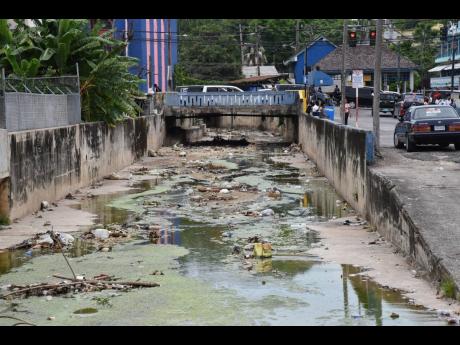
[{"xmin": 352, "ymin": 70, "xmax": 364, "ymax": 88}]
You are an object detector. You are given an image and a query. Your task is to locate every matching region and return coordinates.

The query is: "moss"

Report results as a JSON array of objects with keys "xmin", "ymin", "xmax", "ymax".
[
  {"xmin": 441, "ymin": 279, "xmax": 457, "ymax": 299},
  {"xmin": 0, "ymin": 214, "xmax": 10, "ymax": 226}
]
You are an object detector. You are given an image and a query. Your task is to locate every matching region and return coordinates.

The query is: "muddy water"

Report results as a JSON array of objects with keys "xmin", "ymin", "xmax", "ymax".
[{"xmin": 0, "ymin": 139, "xmax": 447, "ymax": 325}]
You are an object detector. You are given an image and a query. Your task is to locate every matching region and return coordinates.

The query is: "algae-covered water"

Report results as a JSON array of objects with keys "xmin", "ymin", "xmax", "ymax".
[{"xmin": 0, "ymin": 142, "xmax": 447, "ymax": 326}]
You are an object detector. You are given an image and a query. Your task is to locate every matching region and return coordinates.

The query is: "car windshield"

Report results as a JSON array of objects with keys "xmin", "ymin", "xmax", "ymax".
[
  {"xmin": 413, "ymin": 107, "xmax": 459, "ymax": 120},
  {"xmin": 276, "ymin": 85, "xmax": 305, "ymax": 91},
  {"xmin": 380, "ymin": 94, "xmax": 394, "ymax": 100}
]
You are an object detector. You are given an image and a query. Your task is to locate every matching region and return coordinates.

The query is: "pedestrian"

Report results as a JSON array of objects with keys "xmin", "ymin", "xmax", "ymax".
[
  {"xmin": 344, "ymin": 99, "xmax": 351, "ymax": 125},
  {"xmin": 312, "ymin": 101, "xmax": 320, "ymax": 117},
  {"xmin": 424, "ymin": 97, "xmax": 429, "ymax": 105},
  {"xmin": 154, "ymin": 83, "xmax": 162, "ymax": 92}
]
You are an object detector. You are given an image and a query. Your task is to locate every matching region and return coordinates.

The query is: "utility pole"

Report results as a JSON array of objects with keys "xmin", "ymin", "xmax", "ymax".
[
  {"xmin": 372, "ymin": 19, "xmax": 383, "ymax": 153},
  {"xmin": 239, "ymin": 23, "xmax": 244, "ymax": 66},
  {"xmin": 296, "ymin": 19, "xmax": 300, "ymax": 52},
  {"xmin": 450, "ymin": 21, "xmax": 457, "ymax": 94},
  {"xmin": 304, "ymin": 40, "xmax": 308, "ymax": 110},
  {"xmin": 341, "ymin": 19, "xmax": 348, "ymax": 124},
  {"xmin": 397, "ymin": 41, "xmax": 401, "ymax": 93},
  {"xmin": 255, "ymin": 24, "xmax": 261, "ymax": 76}
]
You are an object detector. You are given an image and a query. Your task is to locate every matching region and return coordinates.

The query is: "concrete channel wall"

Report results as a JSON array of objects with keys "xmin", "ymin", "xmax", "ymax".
[
  {"xmin": 0, "ymin": 129, "xmax": 9, "ymax": 220},
  {"xmin": 298, "ymin": 112, "xmax": 371, "ymax": 214},
  {"xmin": 7, "ymin": 115, "xmax": 165, "ymax": 220},
  {"xmin": 205, "ymin": 115, "xmax": 298, "ymax": 142},
  {"xmin": 297, "ymin": 111, "xmax": 456, "ymax": 292}
]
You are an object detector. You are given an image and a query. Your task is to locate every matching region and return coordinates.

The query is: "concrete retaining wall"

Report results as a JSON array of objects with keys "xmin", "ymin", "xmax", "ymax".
[
  {"xmin": 298, "ymin": 111, "xmax": 456, "ymax": 290},
  {"xmin": 298, "ymin": 112, "xmax": 369, "ymax": 213},
  {"xmin": 8, "ymin": 115, "xmax": 165, "ymax": 220}
]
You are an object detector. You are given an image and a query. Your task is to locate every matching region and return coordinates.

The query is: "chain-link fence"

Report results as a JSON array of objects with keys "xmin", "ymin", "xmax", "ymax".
[{"xmin": 0, "ymin": 73, "xmax": 81, "ymax": 131}]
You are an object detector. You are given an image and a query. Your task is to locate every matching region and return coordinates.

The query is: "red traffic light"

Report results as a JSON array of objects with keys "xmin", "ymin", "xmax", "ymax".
[
  {"xmin": 370, "ymin": 30, "xmax": 376, "ymax": 39},
  {"xmin": 348, "ymin": 31, "xmax": 357, "ymax": 47}
]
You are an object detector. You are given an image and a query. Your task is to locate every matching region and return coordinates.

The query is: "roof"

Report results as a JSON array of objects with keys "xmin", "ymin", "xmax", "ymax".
[
  {"xmin": 228, "ymin": 74, "xmax": 289, "ymax": 86},
  {"xmin": 314, "ymin": 44, "xmax": 418, "ymax": 73},
  {"xmin": 284, "ymin": 36, "xmax": 337, "ymax": 65},
  {"xmin": 242, "ymin": 66, "xmax": 279, "ymax": 78}
]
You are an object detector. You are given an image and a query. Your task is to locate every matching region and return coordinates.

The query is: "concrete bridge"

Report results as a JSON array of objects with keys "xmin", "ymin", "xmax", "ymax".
[{"xmin": 162, "ymin": 91, "xmax": 299, "ymax": 118}]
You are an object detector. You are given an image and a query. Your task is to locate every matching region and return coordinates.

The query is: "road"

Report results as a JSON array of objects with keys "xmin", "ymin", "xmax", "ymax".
[{"xmin": 333, "ymin": 106, "xmax": 398, "ymax": 148}]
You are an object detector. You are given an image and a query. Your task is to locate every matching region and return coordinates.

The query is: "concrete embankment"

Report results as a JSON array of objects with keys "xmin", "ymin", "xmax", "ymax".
[
  {"xmin": 6, "ymin": 115, "xmax": 166, "ymax": 220},
  {"xmin": 298, "ymin": 111, "xmax": 459, "ymax": 297}
]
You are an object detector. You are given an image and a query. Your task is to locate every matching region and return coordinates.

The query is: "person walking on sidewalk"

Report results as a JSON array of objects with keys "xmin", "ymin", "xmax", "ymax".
[{"xmin": 344, "ymin": 99, "xmax": 351, "ymax": 125}]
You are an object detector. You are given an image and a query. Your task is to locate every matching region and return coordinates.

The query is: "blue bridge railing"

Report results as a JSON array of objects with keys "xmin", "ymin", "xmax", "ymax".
[{"xmin": 164, "ymin": 91, "xmax": 299, "ymax": 107}]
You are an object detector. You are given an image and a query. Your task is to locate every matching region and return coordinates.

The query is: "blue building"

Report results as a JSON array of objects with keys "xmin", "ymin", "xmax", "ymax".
[
  {"xmin": 108, "ymin": 19, "xmax": 178, "ymax": 94},
  {"xmin": 283, "ymin": 36, "xmax": 337, "ymax": 85},
  {"xmin": 429, "ymin": 21, "xmax": 460, "ymax": 89}
]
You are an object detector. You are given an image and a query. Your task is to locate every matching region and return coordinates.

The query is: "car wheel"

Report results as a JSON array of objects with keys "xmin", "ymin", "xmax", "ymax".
[
  {"xmin": 394, "ymin": 133, "xmax": 404, "ymax": 149},
  {"xmin": 406, "ymin": 136, "xmax": 416, "ymax": 152},
  {"xmin": 455, "ymin": 143, "xmax": 460, "ymax": 150}
]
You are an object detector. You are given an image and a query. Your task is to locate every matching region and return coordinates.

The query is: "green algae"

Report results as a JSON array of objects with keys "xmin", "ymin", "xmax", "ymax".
[{"xmin": 0, "ymin": 241, "xmax": 257, "ymax": 326}]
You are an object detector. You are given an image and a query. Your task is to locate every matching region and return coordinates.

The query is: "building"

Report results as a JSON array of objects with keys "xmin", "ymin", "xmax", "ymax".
[
  {"xmin": 106, "ymin": 19, "xmax": 179, "ymax": 94},
  {"xmin": 313, "ymin": 44, "xmax": 418, "ymax": 92},
  {"xmin": 429, "ymin": 21, "xmax": 460, "ymax": 90},
  {"xmin": 242, "ymin": 66, "xmax": 279, "ymax": 78},
  {"xmin": 283, "ymin": 36, "xmax": 337, "ymax": 84}
]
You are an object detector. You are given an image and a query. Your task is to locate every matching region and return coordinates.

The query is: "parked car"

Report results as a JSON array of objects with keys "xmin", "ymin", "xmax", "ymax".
[
  {"xmin": 393, "ymin": 105, "xmax": 460, "ymax": 152},
  {"xmin": 344, "ymin": 86, "xmax": 374, "ymax": 108},
  {"xmin": 274, "ymin": 84, "xmax": 307, "ymax": 91},
  {"xmin": 176, "ymin": 85, "xmax": 244, "ymax": 93},
  {"xmin": 379, "ymin": 92, "xmax": 399, "ymax": 117}
]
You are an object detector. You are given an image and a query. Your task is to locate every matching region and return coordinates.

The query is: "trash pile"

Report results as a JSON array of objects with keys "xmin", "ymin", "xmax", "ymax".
[
  {"xmin": 9, "ymin": 231, "xmax": 75, "ymax": 251},
  {"xmin": 0, "ymin": 274, "xmax": 160, "ymax": 300}
]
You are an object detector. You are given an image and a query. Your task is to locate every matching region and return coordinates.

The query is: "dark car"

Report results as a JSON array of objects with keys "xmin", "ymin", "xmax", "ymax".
[
  {"xmin": 345, "ymin": 86, "xmax": 374, "ymax": 107},
  {"xmin": 379, "ymin": 92, "xmax": 398, "ymax": 117},
  {"xmin": 394, "ymin": 105, "xmax": 460, "ymax": 152}
]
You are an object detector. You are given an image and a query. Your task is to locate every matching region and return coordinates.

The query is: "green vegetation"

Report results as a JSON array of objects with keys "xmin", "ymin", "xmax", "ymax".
[
  {"xmin": 441, "ymin": 278, "xmax": 457, "ymax": 299},
  {"xmin": 177, "ymin": 19, "xmax": 345, "ymax": 83},
  {"xmin": 0, "ymin": 19, "xmax": 144, "ymax": 125},
  {"xmin": 0, "ymin": 214, "xmax": 10, "ymax": 225}
]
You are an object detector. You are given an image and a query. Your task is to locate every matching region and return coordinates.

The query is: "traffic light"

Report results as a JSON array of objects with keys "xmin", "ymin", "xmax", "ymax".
[
  {"xmin": 348, "ymin": 31, "xmax": 357, "ymax": 47},
  {"xmin": 440, "ymin": 26, "xmax": 448, "ymax": 41},
  {"xmin": 369, "ymin": 30, "xmax": 376, "ymax": 46}
]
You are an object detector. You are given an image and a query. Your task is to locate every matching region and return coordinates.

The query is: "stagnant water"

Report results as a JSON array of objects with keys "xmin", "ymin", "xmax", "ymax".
[{"xmin": 0, "ymin": 140, "xmax": 449, "ymax": 325}]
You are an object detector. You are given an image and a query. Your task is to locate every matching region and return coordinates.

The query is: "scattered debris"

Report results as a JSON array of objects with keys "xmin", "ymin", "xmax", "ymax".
[
  {"xmin": 65, "ymin": 193, "xmax": 76, "ymax": 200},
  {"xmin": 91, "ymin": 229, "xmax": 110, "ymax": 240},
  {"xmin": 0, "ymin": 274, "xmax": 160, "ymax": 300},
  {"xmin": 390, "ymin": 312, "xmax": 399, "ymax": 319},
  {"xmin": 104, "ymin": 173, "xmax": 129, "ymax": 181},
  {"xmin": 148, "ymin": 149, "xmax": 157, "ymax": 157},
  {"xmin": 260, "ymin": 208, "xmax": 275, "ymax": 217},
  {"xmin": 40, "ymin": 201, "xmax": 49, "ymax": 211}
]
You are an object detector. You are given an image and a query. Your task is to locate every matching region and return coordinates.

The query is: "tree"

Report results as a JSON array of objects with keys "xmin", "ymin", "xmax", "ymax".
[{"xmin": 0, "ymin": 19, "xmax": 145, "ymax": 125}]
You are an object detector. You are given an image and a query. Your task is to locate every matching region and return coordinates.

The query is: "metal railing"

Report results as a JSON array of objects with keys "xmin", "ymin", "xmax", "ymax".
[{"xmin": 164, "ymin": 91, "xmax": 299, "ymax": 107}]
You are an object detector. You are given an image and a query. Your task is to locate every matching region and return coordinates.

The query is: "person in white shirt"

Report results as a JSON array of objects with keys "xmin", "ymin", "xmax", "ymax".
[{"xmin": 312, "ymin": 102, "xmax": 320, "ymax": 116}]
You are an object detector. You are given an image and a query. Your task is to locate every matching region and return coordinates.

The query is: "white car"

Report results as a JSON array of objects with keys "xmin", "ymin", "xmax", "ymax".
[{"xmin": 176, "ymin": 85, "xmax": 243, "ymax": 93}]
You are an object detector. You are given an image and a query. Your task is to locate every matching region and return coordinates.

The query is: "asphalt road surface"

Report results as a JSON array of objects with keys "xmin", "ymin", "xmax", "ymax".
[{"xmin": 333, "ymin": 106, "xmax": 398, "ymax": 148}]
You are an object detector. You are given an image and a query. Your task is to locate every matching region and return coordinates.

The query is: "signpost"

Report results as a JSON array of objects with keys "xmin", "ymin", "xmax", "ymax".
[{"xmin": 352, "ymin": 70, "xmax": 364, "ymax": 127}]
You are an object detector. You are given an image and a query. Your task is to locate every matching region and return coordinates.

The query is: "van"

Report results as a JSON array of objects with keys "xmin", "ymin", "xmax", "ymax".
[{"xmin": 176, "ymin": 85, "xmax": 244, "ymax": 93}]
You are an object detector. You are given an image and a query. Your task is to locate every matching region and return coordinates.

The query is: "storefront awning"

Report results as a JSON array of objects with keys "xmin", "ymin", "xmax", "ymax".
[{"xmin": 428, "ymin": 65, "xmax": 449, "ymax": 72}]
